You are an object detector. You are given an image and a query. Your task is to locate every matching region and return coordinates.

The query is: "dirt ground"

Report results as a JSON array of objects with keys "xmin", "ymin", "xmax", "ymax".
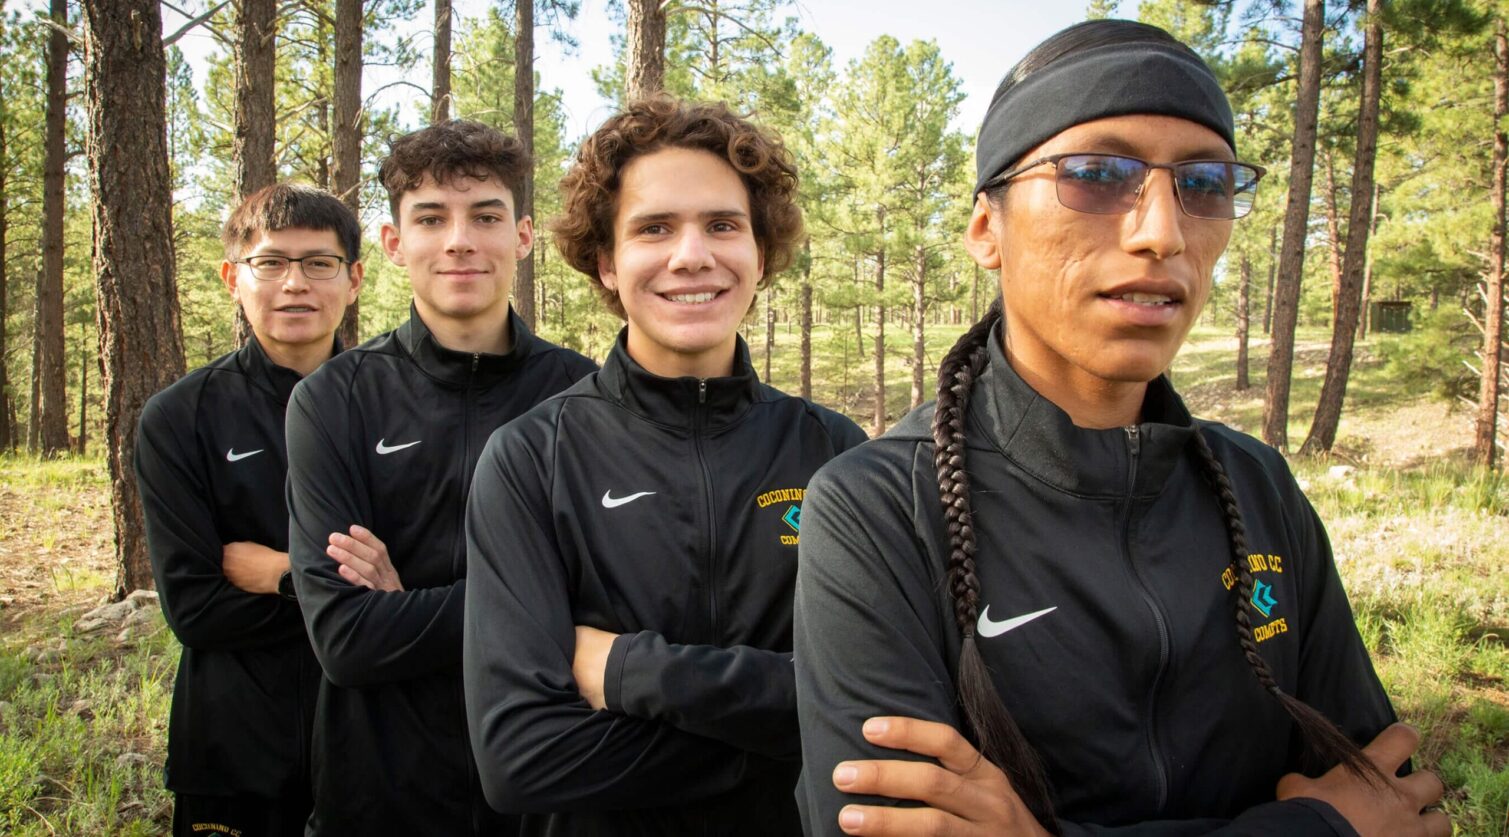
[{"xmin": 0, "ymin": 462, "xmax": 118, "ymax": 628}]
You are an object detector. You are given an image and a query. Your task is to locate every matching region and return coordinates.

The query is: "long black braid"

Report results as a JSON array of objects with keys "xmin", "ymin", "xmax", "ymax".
[{"xmin": 930, "ymin": 303, "xmax": 1385, "ymax": 830}]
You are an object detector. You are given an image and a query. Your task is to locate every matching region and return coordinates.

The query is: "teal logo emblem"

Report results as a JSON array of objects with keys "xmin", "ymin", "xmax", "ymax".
[
  {"xmin": 1251, "ymin": 579, "xmax": 1277, "ymax": 618},
  {"xmin": 782, "ymin": 505, "xmax": 801, "ymax": 533}
]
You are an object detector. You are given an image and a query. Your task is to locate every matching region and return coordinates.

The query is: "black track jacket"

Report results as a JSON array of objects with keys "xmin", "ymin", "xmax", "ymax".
[
  {"xmin": 795, "ymin": 332, "xmax": 1395, "ymax": 836},
  {"xmin": 464, "ymin": 334, "xmax": 867, "ymax": 835},
  {"xmin": 136, "ymin": 336, "xmax": 323, "ymax": 800},
  {"xmin": 286, "ymin": 307, "xmax": 595, "ymax": 835}
]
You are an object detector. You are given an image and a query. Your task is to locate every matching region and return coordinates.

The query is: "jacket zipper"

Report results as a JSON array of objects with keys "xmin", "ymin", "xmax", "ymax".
[
  {"xmin": 1121, "ymin": 424, "xmax": 1171, "ymax": 810},
  {"xmin": 463, "ymin": 352, "xmax": 481, "ymax": 832},
  {"xmin": 694, "ymin": 379, "xmax": 720, "ymax": 640}
]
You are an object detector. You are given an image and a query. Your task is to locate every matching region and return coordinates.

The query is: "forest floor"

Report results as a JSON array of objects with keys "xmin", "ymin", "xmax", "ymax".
[{"xmin": 0, "ymin": 325, "xmax": 1506, "ymax": 834}]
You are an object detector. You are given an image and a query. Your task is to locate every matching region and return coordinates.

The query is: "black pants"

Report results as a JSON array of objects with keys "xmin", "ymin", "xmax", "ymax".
[{"xmin": 173, "ymin": 790, "xmax": 311, "ymax": 837}]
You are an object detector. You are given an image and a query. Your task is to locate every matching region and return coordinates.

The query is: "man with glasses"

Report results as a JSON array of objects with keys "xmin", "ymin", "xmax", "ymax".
[
  {"xmin": 136, "ymin": 183, "xmax": 362, "ymax": 837},
  {"xmin": 284, "ymin": 119, "xmax": 596, "ymax": 835}
]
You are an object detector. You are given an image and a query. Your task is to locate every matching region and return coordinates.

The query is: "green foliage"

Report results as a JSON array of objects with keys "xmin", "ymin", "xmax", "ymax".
[{"xmin": 1375, "ymin": 305, "xmax": 1476, "ymax": 403}]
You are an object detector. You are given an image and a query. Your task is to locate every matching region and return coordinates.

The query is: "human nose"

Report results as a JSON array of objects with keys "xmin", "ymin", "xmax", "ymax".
[
  {"xmin": 667, "ymin": 228, "xmax": 714, "ymax": 272},
  {"xmin": 1122, "ymin": 168, "xmax": 1186, "ymax": 260},
  {"xmin": 281, "ymin": 262, "xmax": 312, "ymax": 291},
  {"xmin": 445, "ymin": 220, "xmax": 476, "ymax": 255}
]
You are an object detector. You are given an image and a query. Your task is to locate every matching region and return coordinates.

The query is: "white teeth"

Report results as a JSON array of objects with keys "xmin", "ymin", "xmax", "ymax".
[
  {"xmin": 1115, "ymin": 293, "xmax": 1173, "ymax": 305},
  {"xmin": 667, "ymin": 292, "xmax": 717, "ymax": 304}
]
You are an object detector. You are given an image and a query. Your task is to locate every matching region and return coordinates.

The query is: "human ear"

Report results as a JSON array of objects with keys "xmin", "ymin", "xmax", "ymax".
[
  {"xmin": 380, "ymin": 222, "xmax": 406, "ymax": 267},
  {"xmin": 963, "ymin": 193, "xmax": 1003, "ymax": 270},
  {"xmin": 597, "ymin": 250, "xmax": 618, "ymax": 293}
]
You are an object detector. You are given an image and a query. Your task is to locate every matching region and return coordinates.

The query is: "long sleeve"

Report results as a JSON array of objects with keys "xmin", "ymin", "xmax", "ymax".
[
  {"xmin": 136, "ymin": 395, "xmax": 305, "ymax": 651},
  {"xmin": 463, "ymin": 423, "xmax": 759, "ymax": 814},
  {"xmin": 794, "ymin": 454, "xmax": 1356, "ymax": 837},
  {"xmin": 285, "ymin": 378, "xmax": 464, "ymax": 688},
  {"xmin": 605, "ymin": 632, "xmax": 798, "ymax": 759}
]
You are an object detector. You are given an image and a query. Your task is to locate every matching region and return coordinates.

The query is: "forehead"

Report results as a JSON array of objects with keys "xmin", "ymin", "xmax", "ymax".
[
  {"xmin": 398, "ymin": 174, "xmax": 515, "ymax": 215},
  {"xmin": 243, "ymin": 226, "xmax": 345, "ymax": 254},
  {"xmin": 1032, "ymin": 114, "xmax": 1234, "ymax": 162},
  {"xmin": 614, "ymin": 147, "xmax": 750, "ymax": 223}
]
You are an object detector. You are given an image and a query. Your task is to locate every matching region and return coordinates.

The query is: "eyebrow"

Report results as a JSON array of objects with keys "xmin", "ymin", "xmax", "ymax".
[
  {"xmin": 1070, "ymin": 132, "xmax": 1233, "ymax": 161},
  {"xmin": 623, "ymin": 209, "xmax": 750, "ymax": 226},
  {"xmin": 408, "ymin": 198, "xmax": 510, "ymax": 213}
]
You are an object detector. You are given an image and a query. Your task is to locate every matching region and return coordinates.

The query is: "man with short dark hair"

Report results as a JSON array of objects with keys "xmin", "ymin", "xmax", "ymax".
[
  {"xmin": 285, "ymin": 119, "xmax": 596, "ymax": 835},
  {"xmin": 137, "ymin": 183, "xmax": 363, "ymax": 837}
]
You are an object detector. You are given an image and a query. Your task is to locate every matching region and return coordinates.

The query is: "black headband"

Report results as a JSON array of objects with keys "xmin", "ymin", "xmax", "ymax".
[{"xmin": 974, "ymin": 39, "xmax": 1235, "ymax": 195}]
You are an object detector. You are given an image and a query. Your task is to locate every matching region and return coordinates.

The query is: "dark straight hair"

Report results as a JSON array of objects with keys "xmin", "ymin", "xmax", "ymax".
[{"xmin": 933, "ymin": 20, "xmax": 1384, "ymax": 834}]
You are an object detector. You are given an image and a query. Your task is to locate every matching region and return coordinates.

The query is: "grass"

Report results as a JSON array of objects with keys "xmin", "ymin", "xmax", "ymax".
[{"xmin": 1, "ymin": 323, "xmax": 1507, "ymax": 834}]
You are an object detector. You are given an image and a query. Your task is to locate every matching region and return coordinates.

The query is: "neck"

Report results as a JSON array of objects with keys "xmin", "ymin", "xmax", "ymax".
[
  {"xmin": 258, "ymin": 336, "xmax": 333, "ymax": 378},
  {"xmin": 416, "ymin": 301, "xmax": 513, "ymax": 355},
  {"xmin": 1000, "ymin": 331, "xmax": 1146, "ymax": 429},
  {"xmin": 625, "ymin": 328, "xmax": 737, "ymax": 380}
]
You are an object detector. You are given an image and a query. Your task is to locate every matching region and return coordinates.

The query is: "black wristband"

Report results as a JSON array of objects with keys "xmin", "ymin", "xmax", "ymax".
[{"xmin": 277, "ymin": 570, "xmax": 298, "ymax": 602}]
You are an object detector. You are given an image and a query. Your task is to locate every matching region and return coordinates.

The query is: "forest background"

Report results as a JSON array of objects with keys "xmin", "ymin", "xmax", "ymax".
[{"xmin": 0, "ymin": 0, "xmax": 1508, "ymax": 833}]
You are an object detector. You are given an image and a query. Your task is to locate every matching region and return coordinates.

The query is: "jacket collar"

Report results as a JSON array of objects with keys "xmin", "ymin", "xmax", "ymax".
[
  {"xmin": 396, "ymin": 303, "xmax": 536, "ymax": 386},
  {"xmin": 597, "ymin": 328, "xmax": 762, "ymax": 430},
  {"xmin": 237, "ymin": 334, "xmax": 336, "ymax": 405},
  {"xmin": 972, "ymin": 325, "xmax": 1194, "ymax": 498}
]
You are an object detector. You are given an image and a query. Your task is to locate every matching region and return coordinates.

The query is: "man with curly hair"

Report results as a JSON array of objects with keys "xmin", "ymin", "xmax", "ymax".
[
  {"xmin": 463, "ymin": 96, "xmax": 867, "ymax": 834},
  {"xmin": 285, "ymin": 119, "xmax": 596, "ymax": 835}
]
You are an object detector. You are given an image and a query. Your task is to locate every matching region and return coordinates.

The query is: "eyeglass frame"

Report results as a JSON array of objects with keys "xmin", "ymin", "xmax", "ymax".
[
  {"xmin": 234, "ymin": 254, "xmax": 353, "ymax": 281},
  {"xmin": 982, "ymin": 152, "xmax": 1268, "ymax": 220}
]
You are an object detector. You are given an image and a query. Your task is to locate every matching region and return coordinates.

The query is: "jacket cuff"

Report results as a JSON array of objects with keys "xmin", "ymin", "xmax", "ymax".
[
  {"xmin": 1286, "ymin": 798, "xmax": 1358, "ymax": 837},
  {"xmin": 602, "ymin": 631, "xmax": 635, "ymax": 712}
]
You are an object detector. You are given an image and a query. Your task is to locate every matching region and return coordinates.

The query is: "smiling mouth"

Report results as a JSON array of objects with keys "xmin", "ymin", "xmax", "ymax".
[
  {"xmin": 1103, "ymin": 292, "xmax": 1178, "ymax": 307},
  {"xmin": 278, "ymin": 305, "xmax": 315, "ymax": 313},
  {"xmin": 664, "ymin": 291, "xmax": 721, "ymax": 304}
]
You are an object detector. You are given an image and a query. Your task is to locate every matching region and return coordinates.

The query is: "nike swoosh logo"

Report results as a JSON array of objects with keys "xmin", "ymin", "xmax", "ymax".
[
  {"xmin": 226, "ymin": 448, "xmax": 264, "ymax": 462},
  {"xmin": 375, "ymin": 439, "xmax": 421, "ymax": 455},
  {"xmin": 601, "ymin": 490, "xmax": 655, "ymax": 509},
  {"xmin": 977, "ymin": 605, "xmax": 1057, "ymax": 639}
]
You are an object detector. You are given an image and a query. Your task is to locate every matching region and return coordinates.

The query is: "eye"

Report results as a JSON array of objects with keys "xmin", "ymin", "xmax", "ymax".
[
  {"xmin": 1177, "ymin": 164, "xmax": 1232, "ymax": 196},
  {"xmin": 640, "ymin": 223, "xmax": 670, "ymax": 236},
  {"xmin": 415, "ymin": 215, "xmax": 444, "ymax": 227},
  {"xmin": 709, "ymin": 219, "xmax": 739, "ymax": 233},
  {"xmin": 249, "ymin": 256, "xmax": 289, "ymax": 269},
  {"xmin": 304, "ymin": 256, "xmax": 340, "ymax": 271},
  {"xmin": 476, "ymin": 214, "xmax": 503, "ymax": 225}
]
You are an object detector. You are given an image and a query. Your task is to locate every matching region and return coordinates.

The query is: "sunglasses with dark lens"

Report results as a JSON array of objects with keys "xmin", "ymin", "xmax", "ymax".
[{"xmin": 986, "ymin": 153, "xmax": 1266, "ymax": 220}]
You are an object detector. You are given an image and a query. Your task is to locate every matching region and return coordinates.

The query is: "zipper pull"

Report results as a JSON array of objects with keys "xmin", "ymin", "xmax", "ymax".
[
  {"xmin": 471, "ymin": 353, "xmax": 480, "ymax": 372},
  {"xmin": 1125, "ymin": 424, "xmax": 1141, "ymax": 457},
  {"xmin": 698, "ymin": 379, "xmax": 707, "ymax": 404}
]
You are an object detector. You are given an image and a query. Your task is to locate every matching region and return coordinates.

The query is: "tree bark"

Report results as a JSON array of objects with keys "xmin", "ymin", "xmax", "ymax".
[
  {"xmin": 233, "ymin": 0, "xmax": 277, "ymax": 345},
  {"xmin": 800, "ymin": 242, "xmax": 812, "ymax": 399},
  {"xmin": 514, "ymin": 0, "xmax": 536, "ymax": 327},
  {"xmin": 82, "ymin": 0, "xmax": 188, "ymax": 596},
  {"xmin": 0, "ymin": 103, "xmax": 10, "ymax": 453},
  {"xmin": 1237, "ymin": 250, "xmax": 1251, "ymax": 391},
  {"xmin": 625, "ymin": 0, "xmax": 666, "ymax": 101},
  {"xmin": 1323, "ymin": 151, "xmax": 1345, "ymax": 329},
  {"xmin": 1264, "ymin": 225, "xmax": 1277, "ymax": 335},
  {"xmin": 1301, "ymin": 0, "xmax": 1384, "ymax": 457},
  {"xmin": 873, "ymin": 224, "xmax": 886, "ymax": 436},
  {"xmin": 1262, "ymin": 0, "xmax": 1325, "ymax": 452},
  {"xmin": 1358, "ymin": 181, "xmax": 1380, "ymax": 340},
  {"xmin": 1475, "ymin": 17, "xmax": 1508, "ymax": 467},
  {"xmin": 332, "ymin": 0, "xmax": 363, "ymax": 347},
  {"xmin": 432, "ymin": 0, "xmax": 452, "ymax": 122},
  {"xmin": 36, "ymin": 0, "xmax": 70, "ymax": 455},
  {"xmin": 910, "ymin": 244, "xmax": 925, "ymax": 410},
  {"xmin": 77, "ymin": 336, "xmax": 87, "ymax": 454}
]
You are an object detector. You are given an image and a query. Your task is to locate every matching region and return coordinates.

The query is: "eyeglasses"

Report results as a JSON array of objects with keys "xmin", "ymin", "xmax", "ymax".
[
  {"xmin": 985, "ymin": 153, "xmax": 1266, "ymax": 220},
  {"xmin": 236, "ymin": 254, "xmax": 349, "ymax": 281}
]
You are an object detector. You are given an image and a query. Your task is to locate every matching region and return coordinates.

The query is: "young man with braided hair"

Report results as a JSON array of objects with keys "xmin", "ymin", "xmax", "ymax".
[
  {"xmin": 794, "ymin": 20, "xmax": 1447, "ymax": 837},
  {"xmin": 137, "ymin": 183, "xmax": 362, "ymax": 836},
  {"xmin": 284, "ymin": 120, "xmax": 595, "ymax": 834},
  {"xmin": 462, "ymin": 97, "xmax": 866, "ymax": 834}
]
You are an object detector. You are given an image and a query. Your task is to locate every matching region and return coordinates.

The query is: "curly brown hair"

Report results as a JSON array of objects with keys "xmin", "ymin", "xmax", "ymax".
[
  {"xmin": 553, "ymin": 96, "xmax": 803, "ymax": 319},
  {"xmin": 378, "ymin": 119, "xmax": 530, "ymax": 222}
]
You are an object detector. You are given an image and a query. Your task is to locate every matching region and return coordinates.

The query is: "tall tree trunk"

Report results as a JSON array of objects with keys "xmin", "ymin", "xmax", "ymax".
[
  {"xmin": 1358, "ymin": 180, "xmax": 1380, "ymax": 340},
  {"xmin": 332, "ymin": 0, "xmax": 362, "ymax": 347},
  {"xmin": 514, "ymin": 0, "xmax": 536, "ymax": 328},
  {"xmin": 432, "ymin": 0, "xmax": 452, "ymax": 122},
  {"xmin": 1262, "ymin": 0, "xmax": 1325, "ymax": 451},
  {"xmin": 77, "ymin": 337, "xmax": 87, "ymax": 454},
  {"xmin": 82, "ymin": 0, "xmax": 188, "ymax": 597},
  {"xmin": 1301, "ymin": 0, "xmax": 1384, "ymax": 457},
  {"xmin": 0, "ymin": 104, "xmax": 10, "ymax": 453},
  {"xmin": 800, "ymin": 241, "xmax": 812, "ymax": 399},
  {"xmin": 233, "ymin": 0, "xmax": 277, "ymax": 345},
  {"xmin": 873, "ymin": 244, "xmax": 886, "ymax": 435},
  {"xmin": 1237, "ymin": 251, "xmax": 1251, "ymax": 391},
  {"xmin": 910, "ymin": 244, "xmax": 925, "ymax": 410},
  {"xmin": 1323, "ymin": 151, "xmax": 1345, "ymax": 329},
  {"xmin": 1264, "ymin": 225, "xmax": 1277, "ymax": 334},
  {"xmin": 36, "ymin": 0, "xmax": 69, "ymax": 456},
  {"xmin": 625, "ymin": 0, "xmax": 666, "ymax": 101},
  {"xmin": 1476, "ymin": 17, "xmax": 1509, "ymax": 467}
]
